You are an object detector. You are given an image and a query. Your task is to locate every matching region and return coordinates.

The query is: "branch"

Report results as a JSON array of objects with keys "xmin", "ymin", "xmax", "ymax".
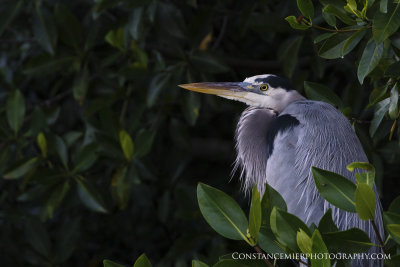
[
  {"xmin": 370, "ymin": 220, "xmax": 385, "ymax": 249},
  {"xmin": 252, "ymin": 245, "xmax": 274, "ymax": 267}
]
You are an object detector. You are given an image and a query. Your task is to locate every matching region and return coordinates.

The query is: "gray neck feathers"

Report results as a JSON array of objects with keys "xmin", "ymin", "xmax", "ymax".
[{"xmin": 234, "ymin": 107, "xmax": 276, "ymax": 194}]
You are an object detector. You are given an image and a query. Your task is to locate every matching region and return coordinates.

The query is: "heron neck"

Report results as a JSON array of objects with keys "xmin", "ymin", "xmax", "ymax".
[
  {"xmin": 234, "ymin": 107, "xmax": 276, "ymax": 194},
  {"xmin": 273, "ymin": 90, "xmax": 306, "ymax": 113}
]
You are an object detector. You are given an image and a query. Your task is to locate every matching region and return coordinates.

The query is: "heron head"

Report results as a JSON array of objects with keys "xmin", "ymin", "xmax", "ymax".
[{"xmin": 179, "ymin": 74, "xmax": 304, "ymax": 113}]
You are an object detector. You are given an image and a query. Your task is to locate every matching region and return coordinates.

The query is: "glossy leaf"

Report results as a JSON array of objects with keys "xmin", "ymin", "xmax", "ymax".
[
  {"xmin": 192, "ymin": 260, "xmax": 209, "ymax": 267},
  {"xmin": 389, "ymin": 84, "xmax": 399, "ymax": 119},
  {"xmin": 37, "ymin": 132, "xmax": 47, "ymax": 158},
  {"xmin": 341, "ymin": 28, "xmax": 366, "ymax": 56},
  {"xmin": 72, "ymin": 143, "xmax": 98, "ymax": 174},
  {"xmin": 322, "ymin": 5, "xmax": 356, "ymax": 25},
  {"xmin": 311, "ymin": 230, "xmax": 330, "ymax": 267},
  {"xmin": 355, "ymin": 183, "xmax": 376, "ymax": 220},
  {"xmin": 133, "ymin": 253, "xmax": 152, "ymax": 267},
  {"xmin": 285, "ymin": 16, "xmax": 310, "ymax": 30},
  {"xmin": 297, "ymin": 0, "xmax": 314, "ymax": 19},
  {"xmin": 258, "ymin": 226, "xmax": 286, "ymax": 254},
  {"xmin": 369, "ymin": 98, "xmax": 390, "ymax": 136},
  {"xmin": 318, "ymin": 32, "xmax": 352, "ymax": 59},
  {"xmin": 6, "ymin": 89, "xmax": 25, "ymax": 134},
  {"xmin": 322, "ymin": 228, "xmax": 372, "ymax": 253},
  {"xmin": 297, "ymin": 228, "xmax": 312, "ymax": 254},
  {"xmin": 389, "ymin": 196, "xmax": 400, "ymax": 213},
  {"xmin": 261, "ymin": 184, "xmax": 287, "ymax": 227},
  {"xmin": 33, "ymin": 6, "xmax": 57, "ymax": 55},
  {"xmin": 373, "ymin": 2, "xmax": 400, "ymax": 44},
  {"xmin": 312, "ymin": 167, "xmax": 356, "ymax": 212},
  {"xmin": 384, "ymin": 212, "xmax": 400, "ymax": 244},
  {"xmin": 73, "ymin": 67, "xmax": 89, "ymax": 105},
  {"xmin": 76, "ymin": 176, "xmax": 108, "ymax": 213},
  {"xmin": 357, "ymin": 39, "xmax": 384, "ymax": 84},
  {"xmin": 270, "ymin": 207, "xmax": 311, "ymax": 252},
  {"xmin": 318, "ymin": 208, "xmax": 338, "ymax": 233},
  {"xmin": 55, "ymin": 5, "xmax": 82, "ymax": 48},
  {"xmin": 385, "ymin": 61, "xmax": 400, "ymax": 78},
  {"xmin": 248, "ymin": 186, "xmax": 262, "ymax": 243},
  {"xmin": 197, "ymin": 183, "xmax": 248, "ymax": 241},
  {"xmin": 134, "ymin": 129, "xmax": 156, "ymax": 158},
  {"xmin": 346, "ymin": 162, "xmax": 375, "ymax": 187},
  {"xmin": 304, "ymin": 81, "xmax": 344, "ymax": 108},
  {"xmin": 3, "ymin": 157, "xmax": 39, "ymax": 179},
  {"xmin": 0, "ymin": 0, "xmax": 22, "ymax": 36},
  {"xmin": 103, "ymin": 260, "xmax": 126, "ymax": 267},
  {"xmin": 147, "ymin": 73, "xmax": 170, "ymax": 107},
  {"xmin": 46, "ymin": 181, "xmax": 70, "ymax": 218},
  {"xmin": 388, "ymin": 224, "xmax": 400, "ymax": 239},
  {"xmin": 119, "ymin": 130, "xmax": 134, "ymax": 161}
]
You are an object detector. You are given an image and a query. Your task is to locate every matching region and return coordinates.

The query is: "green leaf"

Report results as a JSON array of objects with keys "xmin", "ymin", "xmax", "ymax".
[
  {"xmin": 197, "ymin": 183, "xmax": 249, "ymax": 242},
  {"xmin": 133, "ymin": 253, "xmax": 152, "ymax": 267},
  {"xmin": 25, "ymin": 218, "xmax": 52, "ymax": 258},
  {"xmin": 373, "ymin": 2, "xmax": 400, "ymax": 44},
  {"xmin": 258, "ymin": 226, "xmax": 286, "ymax": 254},
  {"xmin": 33, "ymin": 6, "xmax": 57, "ymax": 55},
  {"xmin": 323, "ymin": 5, "xmax": 357, "ymax": 25},
  {"xmin": 369, "ymin": 98, "xmax": 390, "ymax": 136},
  {"xmin": 0, "ymin": 0, "xmax": 23, "ymax": 36},
  {"xmin": 297, "ymin": 0, "xmax": 314, "ymax": 19},
  {"xmin": 311, "ymin": 230, "xmax": 331, "ymax": 267},
  {"xmin": 355, "ymin": 183, "xmax": 376, "ymax": 220},
  {"xmin": 183, "ymin": 91, "xmax": 201, "ymax": 126},
  {"xmin": 261, "ymin": 184, "xmax": 287, "ymax": 227},
  {"xmin": 3, "ymin": 157, "xmax": 39, "ymax": 179},
  {"xmin": 134, "ymin": 129, "xmax": 156, "ymax": 158},
  {"xmin": 297, "ymin": 228, "xmax": 312, "ymax": 254},
  {"xmin": 304, "ymin": 81, "xmax": 344, "ymax": 109},
  {"xmin": 380, "ymin": 0, "xmax": 388, "ymax": 13},
  {"xmin": 103, "ymin": 260, "xmax": 126, "ymax": 267},
  {"xmin": 322, "ymin": 228, "xmax": 372, "ymax": 253},
  {"xmin": 46, "ymin": 181, "xmax": 70, "ymax": 218},
  {"xmin": 55, "ymin": 5, "xmax": 82, "ymax": 48},
  {"xmin": 285, "ymin": 16, "xmax": 311, "ymax": 30},
  {"xmin": 50, "ymin": 134, "xmax": 68, "ymax": 169},
  {"xmin": 147, "ymin": 73, "xmax": 170, "ymax": 107},
  {"xmin": 72, "ymin": 143, "xmax": 98, "ymax": 174},
  {"xmin": 389, "ymin": 83, "xmax": 399, "ymax": 119},
  {"xmin": 37, "ymin": 132, "xmax": 47, "ymax": 158},
  {"xmin": 119, "ymin": 130, "xmax": 134, "ymax": 161},
  {"xmin": 322, "ymin": 12, "xmax": 336, "ymax": 27},
  {"xmin": 105, "ymin": 28, "xmax": 125, "ymax": 51},
  {"xmin": 73, "ymin": 66, "xmax": 89, "ymax": 105},
  {"xmin": 318, "ymin": 208, "xmax": 338, "ymax": 233},
  {"xmin": 387, "ymin": 224, "xmax": 400, "ymax": 239},
  {"xmin": 270, "ymin": 207, "xmax": 311, "ymax": 252},
  {"xmin": 6, "ymin": 90, "xmax": 25, "ymax": 134},
  {"xmin": 318, "ymin": 32, "xmax": 354, "ymax": 59},
  {"xmin": 76, "ymin": 176, "xmax": 108, "ymax": 213},
  {"xmin": 357, "ymin": 39, "xmax": 384, "ymax": 84},
  {"xmin": 385, "ymin": 61, "xmax": 400, "ymax": 78},
  {"xmin": 192, "ymin": 260, "xmax": 209, "ymax": 267},
  {"xmin": 346, "ymin": 162, "xmax": 375, "ymax": 186},
  {"xmin": 384, "ymin": 212, "xmax": 400, "ymax": 244},
  {"xmin": 314, "ymin": 33, "xmax": 335, "ymax": 44},
  {"xmin": 341, "ymin": 28, "xmax": 366, "ymax": 56},
  {"xmin": 248, "ymin": 186, "xmax": 262, "ymax": 243},
  {"xmin": 389, "ymin": 196, "xmax": 400, "ymax": 213},
  {"xmin": 24, "ymin": 55, "xmax": 75, "ymax": 77},
  {"xmin": 312, "ymin": 167, "xmax": 356, "ymax": 212}
]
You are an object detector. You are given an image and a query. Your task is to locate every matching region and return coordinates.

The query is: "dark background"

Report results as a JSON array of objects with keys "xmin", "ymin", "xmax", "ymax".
[{"xmin": 0, "ymin": 0, "xmax": 399, "ymax": 266}]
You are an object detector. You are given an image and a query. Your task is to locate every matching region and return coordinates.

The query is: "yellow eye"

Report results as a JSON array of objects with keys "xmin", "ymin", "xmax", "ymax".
[{"xmin": 260, "ymin": 84, "xmax": 268, "ymax": 91}]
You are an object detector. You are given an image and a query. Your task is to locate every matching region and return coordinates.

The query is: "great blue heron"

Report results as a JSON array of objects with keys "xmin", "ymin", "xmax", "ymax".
[{"xmin": 179, "ymin": 74, "xmax": 384, "ymax": 267}]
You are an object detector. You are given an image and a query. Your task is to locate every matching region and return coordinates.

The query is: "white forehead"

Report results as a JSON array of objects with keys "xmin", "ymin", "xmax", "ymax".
[{"xmin": 243, "ymin": 74, "xmax": 275, "ymax": 84}]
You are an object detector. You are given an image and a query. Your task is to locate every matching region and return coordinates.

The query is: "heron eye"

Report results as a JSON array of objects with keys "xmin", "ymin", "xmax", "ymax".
[{"xmin": 260, "ymin": 84, "xmax": 268, "ymax": 91}]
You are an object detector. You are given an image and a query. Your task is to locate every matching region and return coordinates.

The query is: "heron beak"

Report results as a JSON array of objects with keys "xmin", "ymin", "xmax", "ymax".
[{"xmin": 178, "ymin": 82, "xmax": 246, "ymax": 96}]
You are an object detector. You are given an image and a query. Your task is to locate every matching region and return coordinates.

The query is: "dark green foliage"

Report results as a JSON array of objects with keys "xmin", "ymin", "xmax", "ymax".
[{"xmin": 0, "ymin": 0, "xmax": 400, "ymax": 266}]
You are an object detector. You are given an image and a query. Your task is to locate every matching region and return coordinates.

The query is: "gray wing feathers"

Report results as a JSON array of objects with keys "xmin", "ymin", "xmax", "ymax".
[{"xmin": 271, "ymin": 101, "xmax": 384, "ymax": 267}]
